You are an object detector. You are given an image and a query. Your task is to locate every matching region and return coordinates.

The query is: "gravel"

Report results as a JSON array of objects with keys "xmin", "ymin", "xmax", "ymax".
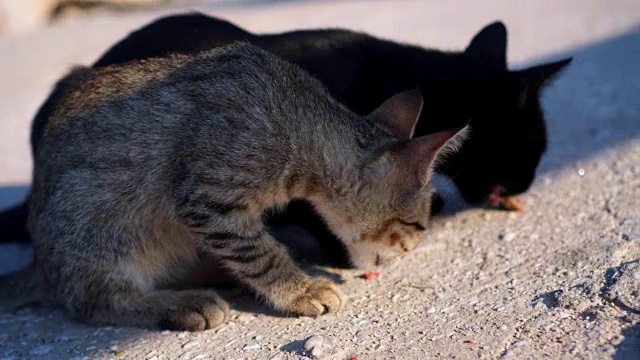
[{"xmin": 303, "ymin": 335, "xmax": 329, "ymax": 358}]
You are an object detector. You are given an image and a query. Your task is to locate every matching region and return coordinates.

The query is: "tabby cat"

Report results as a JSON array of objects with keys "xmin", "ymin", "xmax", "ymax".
[{"xmin": 0, "ymin": 44, "xmax": 466, "ymax": 330}]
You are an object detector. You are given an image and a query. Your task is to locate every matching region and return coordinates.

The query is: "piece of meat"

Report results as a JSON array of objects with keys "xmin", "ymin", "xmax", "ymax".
[
  {"xmin": 361, "ymin": 272, "xmax": 380, "ymax": 280},
  {"xmin": 487, "ymin": 186, "xmax": 525, "ymax": 211},
  {"xmin": 498, "ymin": 196, "xmax": 525, "ymax": 211}
]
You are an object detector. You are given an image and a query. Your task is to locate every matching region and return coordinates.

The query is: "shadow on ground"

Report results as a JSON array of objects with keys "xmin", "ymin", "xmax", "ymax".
[
  {"xmin": 532, "ymin": 29, "xmax": 640, "ymax": 175},
  {"xmin": 615, "ymin": 322, "xmax": 640, "ymax": 359},
  {"xmin": 0, "ymin": 184, "xmax": 28, "ymax": 209}
]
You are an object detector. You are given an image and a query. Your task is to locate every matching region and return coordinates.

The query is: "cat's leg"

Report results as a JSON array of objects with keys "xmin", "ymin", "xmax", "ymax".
[
  {"xmin": 179, "ymin": 205, "xmax": 344, "ymax": 316},
  {"xmin": 37, "ymin": 226, "xmax": 230, "ymax": 330},
  {"xmin": 202, "ymin": 229, "xmax": 344, "ymax": 316},
  {"xmin": 87, "ymin": 289, "xmax": 229, "ymax": 331},
  {"xmin": 54, "ymin": 264, "xmax": 230, "ymax": 331}
]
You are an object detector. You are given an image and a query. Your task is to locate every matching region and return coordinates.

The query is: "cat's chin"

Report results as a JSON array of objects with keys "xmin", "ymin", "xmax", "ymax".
[{"xmin": 345, "ymin": 243, "xmax": 402, "ymax": 269}]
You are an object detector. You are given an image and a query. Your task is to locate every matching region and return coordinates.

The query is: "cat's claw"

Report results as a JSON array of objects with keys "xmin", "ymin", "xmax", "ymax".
[{"xmin": 289, "ymin": 278, "xmax": 345, "ymax": 317}]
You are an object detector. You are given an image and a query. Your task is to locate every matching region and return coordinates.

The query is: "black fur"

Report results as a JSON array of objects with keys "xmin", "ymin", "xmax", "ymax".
[{"xmin": 0, "ymin": 202, "xmax": 29, "ymax": 243}]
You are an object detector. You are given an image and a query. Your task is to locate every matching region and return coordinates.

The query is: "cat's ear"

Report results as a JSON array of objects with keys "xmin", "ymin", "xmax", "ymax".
[
  {"xmin": 516, "ymin": 57, "xmax": 572, "ymax": 90},
  {"xmin": 465, "ymin": 21, "xmax": 507, "ymax": 68},
  {"xmin": 368, "ymin": 88, "xmax": 423, "ymax": 140},
  {"xmin": 393, "ymin": 126, "xmax": 470, "ymax": 187}
]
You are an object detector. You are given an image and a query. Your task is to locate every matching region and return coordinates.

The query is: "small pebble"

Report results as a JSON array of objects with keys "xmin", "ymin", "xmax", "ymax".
[
  {"xmin": 499, "ymin": 232, "xmax": 515, "ymax": 242},
  {"xmin": 181, "ymin": 340, "xmax": 200, "ymax": 349},
  {"xmin": 242, "ymin": 340, "xmax": 260, "ymax": 351},
  {"xmin": 304, "ymin": 335, "xmax": 328, "ymax": 358}
]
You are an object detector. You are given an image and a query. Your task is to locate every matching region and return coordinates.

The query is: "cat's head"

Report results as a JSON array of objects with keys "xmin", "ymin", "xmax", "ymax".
[
  {"xmin": 312, "ymin": 90, "xmax": 468, "ymax": 269},
  {"xmin": 439, "ymin": 21, "xmax": 572, "ymax": 205}
]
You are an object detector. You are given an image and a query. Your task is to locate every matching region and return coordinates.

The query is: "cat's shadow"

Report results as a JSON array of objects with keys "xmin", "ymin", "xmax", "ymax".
[
  {"xmin": 280, "ymin": 339, "xmax": 306, "ymax": 354},
  {"xmin": 0, "ymin": 184, "xmax": 29, "ymax": 209}
]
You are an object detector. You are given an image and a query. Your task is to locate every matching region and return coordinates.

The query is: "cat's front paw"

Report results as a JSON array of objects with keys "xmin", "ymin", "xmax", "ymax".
[{"xmin": 288, "ymin": 278, "xmax": 345, "ymax": 317}]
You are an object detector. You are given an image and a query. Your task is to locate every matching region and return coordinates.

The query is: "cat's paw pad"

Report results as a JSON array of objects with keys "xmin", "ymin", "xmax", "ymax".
[
  {"xmin": 160, "ymin": 291, "xmax": 230, "ymax": 331},
  {"xmin": 289, "ymin": 278, "xmax": 345, "ymax": 317}
]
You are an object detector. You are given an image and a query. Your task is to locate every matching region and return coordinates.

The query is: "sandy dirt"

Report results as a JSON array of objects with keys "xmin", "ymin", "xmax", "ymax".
[{"xmin": 0, "ymin": 1, "xmax": 638, "ymax": 359}]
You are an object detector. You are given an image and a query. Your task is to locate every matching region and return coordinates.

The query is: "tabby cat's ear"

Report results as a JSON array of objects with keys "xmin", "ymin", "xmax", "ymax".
[
  {"xmin": 393, "ymin": 126, "xmax": 470, "ymax": 187},
  {"xmin": 516, "ymin": 57, "xmax": 573, "ymax": 90},
  {"xmin": 465, "ymin": 21, "xmax": 507, "ymax": 68},
  {"xmin": 368, "ymin": 88, "xmax": 423, "ymax": 140}
]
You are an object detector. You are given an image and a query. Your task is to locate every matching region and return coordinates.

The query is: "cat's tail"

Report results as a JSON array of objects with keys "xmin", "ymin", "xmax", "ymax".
[
  {"xmin": 0, "ymin": 201, "xmax": 31, "ymax": 243},
  {"xmin": 0, "ymin": 265, "xmax": 46, "ymax": 312}
]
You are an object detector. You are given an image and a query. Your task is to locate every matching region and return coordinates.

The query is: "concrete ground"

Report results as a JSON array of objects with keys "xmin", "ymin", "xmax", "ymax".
[{"xmin": 0, "ymin": 0, "xmax": 638, "ymax": 359}]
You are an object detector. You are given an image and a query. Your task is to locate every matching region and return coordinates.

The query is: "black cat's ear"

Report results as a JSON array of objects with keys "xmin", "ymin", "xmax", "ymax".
[
  {"xmin": 368, "ymin": 88, "xmax": 423, "ymax": 140},
  {"xmin": 517, "ymin": 57, "xmax": 573, "ymax": 90},
  {"xmin": 465, "ymin": 21, "xmax": 508, "ymax": 68},
  {"xmin": 394, "ymin": 126, "xmax": 470, "ymax": 186}
]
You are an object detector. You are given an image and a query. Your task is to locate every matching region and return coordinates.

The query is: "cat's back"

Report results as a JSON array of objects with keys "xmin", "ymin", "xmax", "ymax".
[
  {"xmin": 42, "ymin": 45, "xmax": 260, "ymax": 145},
  {"xmin": 62, "ymin": 43, "xmax": 322, "ymax": 123},
  {"xmin": 38, "ymin": 43, "xmax": 334, "ymax": 172}
]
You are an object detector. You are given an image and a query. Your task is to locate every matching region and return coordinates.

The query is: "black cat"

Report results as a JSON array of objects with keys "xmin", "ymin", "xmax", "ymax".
[{"xmin": 1, "ymin": 13, "xmax": 571, "ymax": 247}]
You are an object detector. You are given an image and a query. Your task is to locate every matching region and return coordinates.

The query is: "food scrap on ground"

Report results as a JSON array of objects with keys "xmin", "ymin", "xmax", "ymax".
[
  {"xmin": 361, "ymin": 272, "xmax": 380, "ymax": 280},
  {"xmin": 487, "ymin": 186, "xmax": 525, "ymax": 211},
  {"xmin": 498, "ymin": 196, "xmax": 525, "ymax": 211}
]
